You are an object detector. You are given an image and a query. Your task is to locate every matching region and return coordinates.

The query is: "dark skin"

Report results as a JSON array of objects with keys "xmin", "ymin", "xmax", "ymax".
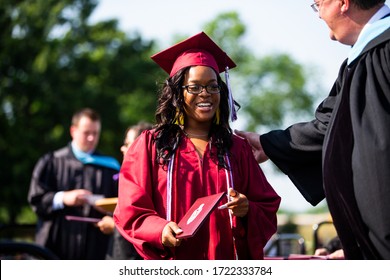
[{"xmin": 220, "ymin": 188, "xmax": 249, "ymax": 218}]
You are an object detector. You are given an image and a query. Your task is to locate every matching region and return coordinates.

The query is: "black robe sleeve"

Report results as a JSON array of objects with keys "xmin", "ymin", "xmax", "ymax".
[
  {"xmin": 260, "ymin": 64, "xmax": 344, "ymax": 206},
  {"xmin": 27, "ymin": 144, "xmax": 119, "ymax": 259},
  {"xmin": 261, "ymin": 26, "xmax": 390, "ymax": 259},
  {"xmin": 28, "ymin": 152, "xmax": 58, "ymax": 217}
]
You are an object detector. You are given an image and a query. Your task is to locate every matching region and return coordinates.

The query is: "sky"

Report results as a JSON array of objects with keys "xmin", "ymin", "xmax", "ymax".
[{"xmin": 89, "ymin": 0, "xmax": 387, "ymax": 212}]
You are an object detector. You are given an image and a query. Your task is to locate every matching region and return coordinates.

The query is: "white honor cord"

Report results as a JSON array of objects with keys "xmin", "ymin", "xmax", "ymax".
[
  {"xmin": 224, "ymin": 155, "xmax": 234, "ymax": 227},
  {"xmin": 224, "ymin": 154, "xmax": 238, "ymax": 260},
  {"xmin": 166, "ymin": 154, "xmax": 175, "ymax": 221}
]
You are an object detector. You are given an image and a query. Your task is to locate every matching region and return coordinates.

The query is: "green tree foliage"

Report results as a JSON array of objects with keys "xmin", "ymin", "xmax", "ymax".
[
  {"xmin": 241, "ymin": 54, "xmax": 316, "ymax": 130},
  {"xmin": 0, "ymin": 0, "xmax": 160, "ymax": 224}
]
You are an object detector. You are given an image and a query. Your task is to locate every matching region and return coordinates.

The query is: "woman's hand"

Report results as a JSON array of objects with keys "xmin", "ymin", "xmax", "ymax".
[
  {"xmin": 161, "ymin": 222, "xmax": 183, "ymax": 248},
  {"xmin": 219, "ymin": 188, "xmax": 249, "ymax": 217}
]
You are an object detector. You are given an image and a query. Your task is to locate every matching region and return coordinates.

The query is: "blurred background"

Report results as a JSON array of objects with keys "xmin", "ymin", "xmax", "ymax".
[{"xmin": 3, "ymin": 0, "xmax": 379, "ymax": 255}]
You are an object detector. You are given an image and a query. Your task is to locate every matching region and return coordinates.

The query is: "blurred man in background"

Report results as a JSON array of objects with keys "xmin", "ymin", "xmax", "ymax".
[{"xmin": 28, "ymin": 108, "xmax": 120, "ymax": 259}]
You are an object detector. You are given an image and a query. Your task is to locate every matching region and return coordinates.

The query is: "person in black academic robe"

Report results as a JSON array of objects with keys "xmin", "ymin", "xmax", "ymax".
[
  {"xmin": 236, "ymin": 2, "xmax": 390, "ymax": 259},
  {"xmin": 28, "ymin": 108, "xmax": 119, "ymax": 259}
]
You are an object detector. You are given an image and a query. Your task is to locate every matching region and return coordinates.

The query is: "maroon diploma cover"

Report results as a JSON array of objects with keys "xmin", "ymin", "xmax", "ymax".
[{"xmin": 176, "ymin": 192, "xmax": 226, "ymax": 239}]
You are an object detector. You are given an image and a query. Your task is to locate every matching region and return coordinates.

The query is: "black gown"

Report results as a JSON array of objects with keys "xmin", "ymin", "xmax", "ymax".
[
  {"xmin": 261, "ymin": 27, "xmax": 390, "ymax": 259},
  {"xmin": 28, "ymin": 143, "xmax": 119, "ymax": 259}
]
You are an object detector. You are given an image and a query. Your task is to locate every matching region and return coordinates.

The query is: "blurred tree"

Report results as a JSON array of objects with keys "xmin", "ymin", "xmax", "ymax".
[{"xmin": 0, "ymin": 0, "xmax": 160, "ymax": 224}]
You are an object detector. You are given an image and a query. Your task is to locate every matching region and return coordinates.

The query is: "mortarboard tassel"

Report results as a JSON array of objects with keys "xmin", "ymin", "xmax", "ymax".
[{"xmin": 225, "ymin": 66, "xmax": 237, "ymax": 122}]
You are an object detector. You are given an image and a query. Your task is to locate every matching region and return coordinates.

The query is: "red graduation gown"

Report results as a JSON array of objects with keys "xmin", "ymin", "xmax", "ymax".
[{"xmin": 114, "ymin": 130, "xmax": 280, "ymax": 260}]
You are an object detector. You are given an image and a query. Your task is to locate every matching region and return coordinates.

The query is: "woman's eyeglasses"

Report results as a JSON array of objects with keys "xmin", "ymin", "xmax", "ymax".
[{"xmin": 182, "ymin": 84, "xmax": 221, "ymax": 94}]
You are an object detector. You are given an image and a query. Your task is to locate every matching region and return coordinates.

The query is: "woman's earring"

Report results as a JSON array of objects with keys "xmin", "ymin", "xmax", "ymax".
[{"xmin": 174, "ymin": 108, "xmax": 184, "ymax": 125}]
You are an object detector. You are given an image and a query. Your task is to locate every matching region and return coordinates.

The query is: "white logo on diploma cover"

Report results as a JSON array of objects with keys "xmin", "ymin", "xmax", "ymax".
[{"xmin": 187, "ymin": 203, "xmax": 204, "ymax": 225}]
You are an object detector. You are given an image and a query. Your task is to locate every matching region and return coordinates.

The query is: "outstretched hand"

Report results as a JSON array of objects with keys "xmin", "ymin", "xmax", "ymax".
[
  {"xmin": 63, "ymin": 189, "xmax": 92, "ymax": 207},
  {"xmin": 234, "ymin": 129, "xmax": 269, "ymax": 163}
]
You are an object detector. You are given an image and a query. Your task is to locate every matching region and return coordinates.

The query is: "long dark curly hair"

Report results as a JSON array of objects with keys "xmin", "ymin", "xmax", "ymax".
[{"xmin": 154, "ymin": 66, "xmax": 240, "ymax": 169}]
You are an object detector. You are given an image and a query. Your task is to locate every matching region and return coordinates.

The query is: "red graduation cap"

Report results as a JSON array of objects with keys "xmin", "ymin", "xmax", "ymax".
[
  {"xmin": 151, "ymin": 31, "xmax": 236, "ymax": 77},
  {"xmin": 151, "ymin": 31, "xmax": 238, "ymax": 122}
]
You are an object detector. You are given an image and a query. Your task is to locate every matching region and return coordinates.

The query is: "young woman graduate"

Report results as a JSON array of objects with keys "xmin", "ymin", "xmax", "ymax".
[{"xmin": 114, "ymin": 31, "xmax": 281, "ymax": 260}]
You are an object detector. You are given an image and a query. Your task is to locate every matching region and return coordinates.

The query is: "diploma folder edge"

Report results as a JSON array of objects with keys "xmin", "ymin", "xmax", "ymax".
[
  {"xmin": 176, "ymin": 192, "xmax": 226, "ymax": 239},
  {"xmin": 65, "ymin": 215, "xmax": 101, "ymax": 223}
]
